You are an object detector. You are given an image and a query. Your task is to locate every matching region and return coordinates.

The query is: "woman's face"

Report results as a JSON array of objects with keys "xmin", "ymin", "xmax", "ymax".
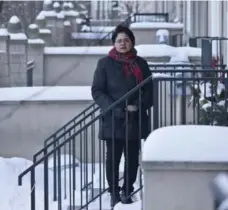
[{"xmin": 114, "ymin": 32, "xmax": 133, "ymax": 54}]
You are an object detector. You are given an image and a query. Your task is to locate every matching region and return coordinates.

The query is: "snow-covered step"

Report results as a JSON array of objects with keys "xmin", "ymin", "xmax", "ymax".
[
  {"xmin": 65, "ymin": 154, "xmax": 144, "ymax": 210},
  {"xmin": 66, "ymin": 192, "xmax": 110, "ymax": 210},
  {"xmin": 114, "ymin": 200, "xmax": 142, "ymax": 210}
]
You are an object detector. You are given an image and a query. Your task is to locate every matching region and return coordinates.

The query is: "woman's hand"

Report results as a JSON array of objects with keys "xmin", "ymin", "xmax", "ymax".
[{"xmin": 126, "ymin": 105, "xmax": 138, "ymax": 112}]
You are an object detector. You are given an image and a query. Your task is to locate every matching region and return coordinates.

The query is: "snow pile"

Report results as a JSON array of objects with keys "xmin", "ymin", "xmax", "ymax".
[
  {"xmin": 0, "ymin": 153, "xmax": 143, "ymax": 210},
  {"xmin": 9, "ymin": 16, "xmax": 20, "ymax": 24},
  {"xmin": 39, "ymin": 29, "xmax": 51, "ymax": 34},
  {"xmin": 0, "ymin": 156, "xmax": 136, "ymax": 210},
  {"xmin": 28, "ymin": 24, "xmax": 38, "ymax": 30},
  {"xmin": 0, "ymin": 157, "xmax": 57, "ymax": 210},
  {"xmin": 64, "ymin": 20, "xmax": 71, "ymax": 26},
  {"xmin": 53, "ymin": 2, "xmax": 60, "ymax": 8},
  {"xmin": 143, "ymin": 125, "xmax": 228, "ymax": 162},
  {"xmin": 0, "ymin": 155, "xmax": 95, "ymax": 210},
  {"xmin": 36, "ymin": 13, "xmax": 45, "ymax": 20}
]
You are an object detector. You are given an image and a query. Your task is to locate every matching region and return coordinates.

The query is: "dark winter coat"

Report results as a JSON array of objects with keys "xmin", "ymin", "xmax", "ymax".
[{"xmin": 91, "ymin": 56, "xmax": 153, "ymax": 141}]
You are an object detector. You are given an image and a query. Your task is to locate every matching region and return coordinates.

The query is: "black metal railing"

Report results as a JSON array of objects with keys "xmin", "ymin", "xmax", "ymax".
[
  {"xmin": 17, "ymin": 67, "xmax": 228, "ymax": 210},
  {"xmin": 43, "ymin": 103, "xmax": 98, "ymax": 148},
  {"xmin": 130, "ymin": 13, "xmax": 168, "ymax": 23},
  {"xmin": 27, "ymin": 60, "xmax": 35, "ymax": 87},
  {"xmin": 189, "ymin": 36, "xmax": 228, "ymax": 68},
  {"xmin": 18, "ymin": 74, "xmax": 154, "ymax": 210},
  {"xmin": 99, "ymin": 12, "xmax": 169, "ymax": 45},
  {"xmin": 40, "ymin": 63, "xmax": 222, "ymax": 173},
  {"xmin": 151, "ymin": 69, "xmax": 228, "ymax": 129},
  {"xmin": 148, "ymin": 64, "xmax": 227, "ymax": 69}
]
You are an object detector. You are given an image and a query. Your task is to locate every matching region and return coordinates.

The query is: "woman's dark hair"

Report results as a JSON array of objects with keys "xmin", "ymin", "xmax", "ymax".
[{"xmin": 111, "ymin": 25, "xmax": 135, "ymax": 45}]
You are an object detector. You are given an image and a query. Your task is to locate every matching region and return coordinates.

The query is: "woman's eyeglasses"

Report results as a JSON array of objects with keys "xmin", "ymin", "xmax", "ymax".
[{"xmin": 115, "ymin": 38, "xmax": 131, "ymax": 44}]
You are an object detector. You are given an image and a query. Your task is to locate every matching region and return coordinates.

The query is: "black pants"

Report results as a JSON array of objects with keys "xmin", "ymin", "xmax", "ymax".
[{"xmin": 105, "ymin": 139, "xmax": 140, "ymax": 195}]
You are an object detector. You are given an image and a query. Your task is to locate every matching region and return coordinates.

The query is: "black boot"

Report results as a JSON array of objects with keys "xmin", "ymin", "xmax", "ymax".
[
  {"xmin": 110, "ymin": 191, "xmax": 121, "ymax": 208},
  {"xmin": 120, "ymin": 191, "xmax": 133, "ymax": 204}
]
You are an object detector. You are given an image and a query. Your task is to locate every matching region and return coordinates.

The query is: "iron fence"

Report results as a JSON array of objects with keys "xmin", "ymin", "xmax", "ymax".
[
  {"xmin": 152, "ymin": 69, "xmax": 228, "ymax": 130},
  {"xmin": 17, "ymin": 68, "xmax": 228, "ymax": 210},
  {"xmin": 189, "ymin": 36, "xmax": 228, "ymax": 68},
  {"xmin": 99, "ymin": 12, "xmax": 169, "ymax": 45},
  {"xmin": 130, "ymin": 12, "xmax": 169, "ymax": 23}
]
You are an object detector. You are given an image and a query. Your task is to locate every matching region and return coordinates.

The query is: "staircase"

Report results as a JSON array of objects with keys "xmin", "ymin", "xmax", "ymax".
[
  {"xmin": 18, "ymin": 75, "xmax": 153, "ymax": 210},
  {"xmin": 98, "ymin": 13, "xmax": 169, "ymax": 46}
]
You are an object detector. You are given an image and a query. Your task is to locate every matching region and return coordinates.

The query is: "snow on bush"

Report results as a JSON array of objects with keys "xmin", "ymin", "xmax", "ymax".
[{"xmin": 189, "ymin": 74, "xmax": 228, "ymax": 125}]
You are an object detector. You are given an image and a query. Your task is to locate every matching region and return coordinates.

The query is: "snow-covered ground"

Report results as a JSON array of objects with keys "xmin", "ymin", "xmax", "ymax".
[
  {"xmin": 2, "ymin": 125, "xmax": 227, "ymax": 210},
  {"xmin": 0, "ymin": 154, "xmax": 142, "ymax": 210},
  {"xmin": 0, "ymin": 157, "xmax": 57, "ymax": 210}
]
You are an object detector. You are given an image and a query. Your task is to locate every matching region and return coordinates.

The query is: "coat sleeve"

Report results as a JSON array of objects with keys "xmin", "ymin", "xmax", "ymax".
[
  {"xmin": 91, "ymin": 58, "xmax": 125, "ymax": 118},
  {"xmin": 141, "ymin": 60, "xmax": 153, "ymax": 109},
  {"xmin": 132, "ymin": 59, "xmax": 153, "ymax": 110}
]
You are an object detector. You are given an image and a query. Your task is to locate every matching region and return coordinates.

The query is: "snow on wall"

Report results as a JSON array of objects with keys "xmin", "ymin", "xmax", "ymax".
[
  {"xmin": 9, "ymin": 33, "xmax": 27, "ymax": 40},
  {"xmin": 71, "ymin": 32, "xmax": 108, "ymax": 39},
  {"xmin": 44, "ymin": 46, "xmax": 113, "ymax": 55},
  {"xmin": 0, "ymin": 29, "xmax": 9, "ymax": 36},
  {"xmin": 143, "ymin": 125, "xmax": 228, "ymax": 162},
  {"xmin": 28, "ymin": 39, "xmax": 45, "ymax": 44},
  {"xmin": 0, "ymin": 86, "xmax": 92, "ymax": 102},
  {"xmin": 44, "ymin": 44, "xmax": 203, "ymax": 57},
  {"xmin": 91, "ymin": 26, "xmax": 115, "ymax": 33},
  {"xmin": 130, "ymin": 22, "xmax": 184, "ymax": 29},
  {"xmin": 136, "ymin": 44, "xmax": 176, "ymax": 57},
  {"xmin": 39, "ymin": 29, "xmax": 51, "ymax": 34}
]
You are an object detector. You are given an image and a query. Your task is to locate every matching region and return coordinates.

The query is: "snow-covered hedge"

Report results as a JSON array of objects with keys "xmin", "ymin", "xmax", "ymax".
[{"xmin": 189, "ymin": 77, "xmax": 228, "ymax": 125}]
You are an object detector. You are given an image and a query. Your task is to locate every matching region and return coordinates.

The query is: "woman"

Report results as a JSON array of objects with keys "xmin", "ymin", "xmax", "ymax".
[{"xmin": 91, "ymin": 25, "xmax": 153, "ymax": 207}]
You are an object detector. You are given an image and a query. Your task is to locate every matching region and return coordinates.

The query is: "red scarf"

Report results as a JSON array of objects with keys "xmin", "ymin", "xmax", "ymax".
[{"xmin": 108, "ymin": 47, "xmax": 143, "ymax": 84}]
